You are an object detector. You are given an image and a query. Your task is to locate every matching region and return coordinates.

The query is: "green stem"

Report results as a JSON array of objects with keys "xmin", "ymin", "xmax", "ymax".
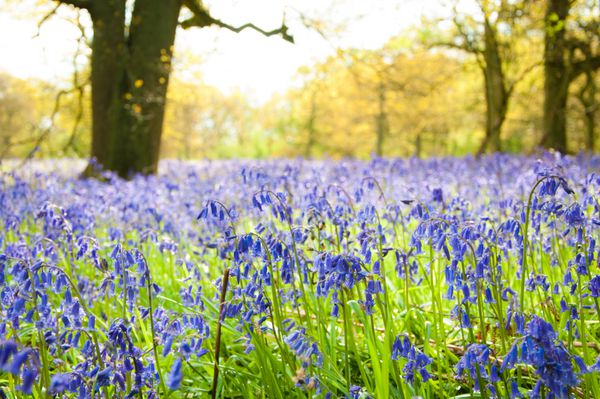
[
  {"xmin": 520, "ymin": 176, "xmax": 557, "ymax": 312},
  {"xmin": 141, "ymin": 257, "xmax": 168, "ymax": 397}
]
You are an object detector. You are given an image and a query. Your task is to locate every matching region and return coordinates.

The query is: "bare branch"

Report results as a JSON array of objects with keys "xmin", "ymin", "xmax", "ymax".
[
  {"xmin": 63, "ymin": 13, "xmax": 88, "ymax": 156},
  {"xmin": 55, "ymin": 0, "xmax": 91, "ymax": 10},
  {"xmin": 0, "ymin": 125, "xmax": 35, "ymax": 160},
  {"xmin": 426, "ymin": 8, "xmax": 484, "ymax": 71},
  {"xmin": 451, "ymin": 6, "xmax": 482, "ymax": 54},
  {"xmin": 17, "ymin": 77, "xmax": 88, "ymax": 165},
  {"xmin": 17, "ymin": 88, "xmax": 70, "ymax": 166},
  {"xmin": 181, "ymin": 0, "xmax": 293, "ymax": 43},
  {"xmin": 571, "ymin": 55, "xmax": 600, "ymax": 81},
  {"xmin": 428, "ymin": 40, "xmax": 479, "ymax": 53},
  {"xmin": 506, "ymin": 61, "xmax": 542, "ymax": 98},
  {"xmin": 216, "ymin": 21, "xmax": 293, "ymax": 43},
  {"xmin": 62, "ymin": 85, "xmax": 85, "ymax": 156},
  {"xmin": 34, "ymin": 4, "xmax": 61, "ymax": 38}
]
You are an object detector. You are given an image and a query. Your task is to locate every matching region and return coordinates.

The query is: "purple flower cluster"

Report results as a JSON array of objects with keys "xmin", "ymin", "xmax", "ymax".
[
  {"xmin": 0, "ymin": 153, "xmax": 598, "ymax": 397},
  {"xmin": 502, "ymin": 316, "xmax": 583, "ymax": 399},
  {"xmin": 392, "ymin": 335, "xmax": 432, "ymax": 383}
]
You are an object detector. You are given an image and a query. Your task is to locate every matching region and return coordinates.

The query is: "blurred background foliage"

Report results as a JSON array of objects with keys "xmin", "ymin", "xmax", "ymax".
[{"xmin": 0, "ymin": 0, "xmax": 598, "ymax": 160}]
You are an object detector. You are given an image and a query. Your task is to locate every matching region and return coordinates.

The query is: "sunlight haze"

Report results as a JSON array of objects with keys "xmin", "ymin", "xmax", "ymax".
[{"xmin": 0, "ymin": 0, "xmax": 430, "ymax": 102}]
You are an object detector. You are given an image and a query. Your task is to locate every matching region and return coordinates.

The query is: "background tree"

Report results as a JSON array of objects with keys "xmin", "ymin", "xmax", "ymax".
[
  {"xmin": 542, "ymin": 0, "xmax": 600, "ymax": 152},
  {"xmin": 428, "ymin": 0, "xmax": 539, "ymax": 154},
  {"xmin": 55, "ymin": 0, "xmax": 292, "ymax": 177},
  {"xmin": 0, "ymin": 72, "xmax": 91, "ymax": 160},
  {"xmin": 5, "ymin": 1, "xmax": 598, "ymax": 162},
  {"xmin": 258, "ymin": 41, "xmax": 471, "ymax": 159},
  {"xmin": 575, "ymin": 69, "xmax": 597, "ymax": 151},
  {"xmin": 342, "ymin": 49, "xmax": 395, "ymax": 157},
  {"xmin": 0, "ymin": 73, "xmax": 36, "ymax": 158}
]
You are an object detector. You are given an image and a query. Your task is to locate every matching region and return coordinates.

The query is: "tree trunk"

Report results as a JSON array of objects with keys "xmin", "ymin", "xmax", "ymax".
[
  {"xmin": 60, "ymin": 0, "xmax": 291, "ymax": 177},
  {"xmin": 478, "ymin": 17, "xmax": 507, "ymax": 155},
  {"xmin": 304, "ymin": 91, "xmax": 317, "ymax": 158},
  {"xmin": 585, "ymin": 102, "xmax": 596, "ymax": 152},
  {"xmin": 88, "ymin": 0, "xmax": 126, "ymax": 172},
  {"xmin": 578, "ymin": 71, "xmax": 597, "ymax": 152},
  {"xmin": 375, "ymin": 80, "xmax": 388, "ymax": 157},
  {"xmin": 86, "ymin": 0, "xmax": 182, "ymax": 178},
  {"xmin": 541, "ymin": 0, "xmax": 570, "ymax": 153},
  {"xmin": 414, "ymin": 132, "xmax": 422, "ymax": 158}
]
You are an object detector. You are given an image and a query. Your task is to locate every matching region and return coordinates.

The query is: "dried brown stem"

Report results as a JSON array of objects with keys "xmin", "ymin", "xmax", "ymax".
[{"xmin": 212, "ymin": 267, "xmax": 230, "ymax": 399}]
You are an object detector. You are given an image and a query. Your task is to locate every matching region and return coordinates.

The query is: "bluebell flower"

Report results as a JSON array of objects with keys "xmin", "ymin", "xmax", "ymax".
[
  {"xmin": 348, "ymin": 385, "xmax": 367, "ymax": 399},
  {"xmin": 167, "ymin": 358, "xmax": 183, "ymax": 390},
  {"xmin": 502, "ymin": 316, "xmax": 581, "ymax": 399},
  {"xmin": 49, "ymin": 373, "xmax": 71, "ymax": 394},
  {"xmin": 6, "ymin": 349, "xmax": 30, "ymax": 375},
  {"xmin": 589, "ymin": 275, "xmax": 600, "ymax": 297},
  {"xmin": 509, "ymin": 379, "xmax": 523, "ymax": 398},
  {"xmin": 432, "ymin": 188, "xmax": 444, "ymax": 203},
  {"xmin": 564, "ymin": 204, "xmax": 585, "ymax": 228},
  {"xmin": 18, "ymin": 366, "xmax": 37, "ymax": 394},
  {"xmin": 96, "ymin": 367, "xmax": 113, "ymax": 387},
  {"xmin": 0, "ymin": 341, "xmax": 18, "ymax": 371},
  {"xmin": 284, "ymin": 328, "xmax": 323, "ymax": 367},
  {"xmin": 392, "ymin": 335, "xmax": 432, "ymax": 383},
  {"xmin": 455, "ymin": 344, "xmax": 497, "ymax": 393}
]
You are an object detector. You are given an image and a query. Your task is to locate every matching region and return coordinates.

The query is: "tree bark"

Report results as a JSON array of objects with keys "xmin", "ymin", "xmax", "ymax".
[
  {"xmin": 58, "ymin": 0, "xmax": 290, "ymax": 177},
  {"xmin": 84, "ymin": 0, "xmax": 182, "ymax": 177},
  {"xmin": 541, "ymin": 0, "xmax": 571, "ymax": 153},
  {"xmin": 111, "ymin": 0, "xmax": 181, "ymax": 176},
  {"xmin": 478, "ymin": 17, "xmax": 508, "ymax": 155},
  {"xmin": 88, "ymin": 0, "xmax": 126, "ymax": 172}
]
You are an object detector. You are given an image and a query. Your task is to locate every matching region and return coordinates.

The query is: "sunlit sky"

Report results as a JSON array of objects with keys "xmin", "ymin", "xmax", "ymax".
[{"xmin": 0, "ymin": 0, "xmax": 452, "ymax": 103}]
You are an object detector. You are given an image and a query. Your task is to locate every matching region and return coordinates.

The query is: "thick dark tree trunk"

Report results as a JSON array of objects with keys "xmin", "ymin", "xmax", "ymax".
[
  {"xmin": 375, "ymin": 80, "xmax": 388, "ymax": 157},
  {"xmin": 59, "ymin": 0, "xmax": 290, "ymax": 177},
  {"xmin": 86, "ymin": 0, "xmax": 182, "ymax": 178},
  {"xmin": 541, "ymin": 0, "xmax": 570, "ymax": 153},
  {"xmin": 88, "ymin": 0, "xmax": 126, "ymax": 171},
  {"xmin": 478, "ymin": 18, "xmax": 508, "ymax": 155},
  {"xmin": 109, "ymin": 0, "xmax": 181, "ymax": 176}
]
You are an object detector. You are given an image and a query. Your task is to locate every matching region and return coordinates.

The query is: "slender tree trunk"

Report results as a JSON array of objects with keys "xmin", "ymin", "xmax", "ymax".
[
  {"xmin": 578, "ymin": 71, "xmax": 597, "ymax": 152},
  {"xmin": 182, "ymin": 104, "xmax": 194, "ymax": 159},
  {"xmin": 86, "ymin": 0, "xmax": 182, "ymax": 177},
  {"xmin": 478, "ymin": 18, "xmax": 508, "ymax": 155},
  {"xmin": 375, "ymin": 80, "xmax": 388, "ymax": 157},
  {"xmin": 414, "ymin": 132, "xmax": 422, "ymax": 158},
  {"xmin": 304, "ymin": 91, "xmax": 317, "ymax": 158},
  {"xmin": 585, "ymin": 104, "xmax": 596, "ymax": 151},
  {"xmin": 541, "ymin": 0, "xmax": 570, "ymax": 153}
]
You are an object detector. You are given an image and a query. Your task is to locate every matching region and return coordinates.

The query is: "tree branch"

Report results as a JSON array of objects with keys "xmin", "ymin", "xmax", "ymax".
[
  {"xmin": 506, "ymin": 61, "xmax": 542, "ymax": 98},
  {"xmin": 35, "ymin": 4, "xmax": 61, "ymax": 38},
  {"xmin": 180, "ymin": 0, "xmax": 293, "ymax": 43},
  {"xmin": 63, "ymin": 13, "xmax": 88, "ymax": 157},
  {"xmin": 571, "ymin": 55, "xmax": 600, "ymax": 81},
  {"xmin": 428, "ymin": 40, "xmax": 481, "ymax": 54},
  {"xmin": 451, "ymin": 6, "xmax": 482, "ymax": 54},
  {"xmin": 55, "ymin": 0, "xmax": 91, "ymax": 10}
]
